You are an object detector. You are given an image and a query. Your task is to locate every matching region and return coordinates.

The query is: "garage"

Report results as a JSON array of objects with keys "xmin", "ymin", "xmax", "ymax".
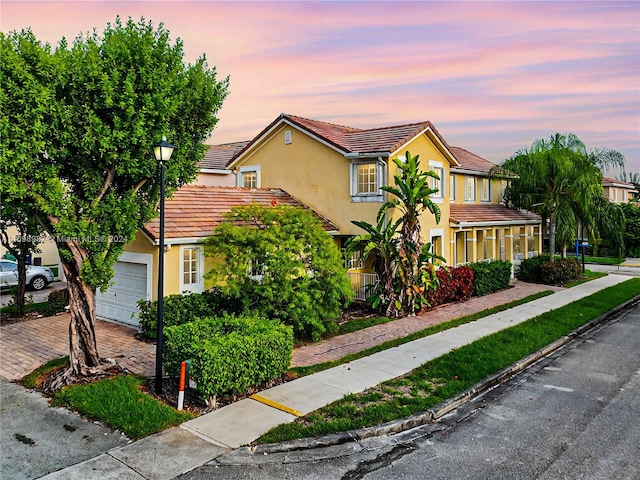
[{"xmin": 96, "ymin": 259, "xmax": 149, "ymax": 328}]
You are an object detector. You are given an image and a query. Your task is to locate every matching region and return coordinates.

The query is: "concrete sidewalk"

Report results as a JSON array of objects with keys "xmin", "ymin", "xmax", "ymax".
[{"xmin": 40, "ymin": 274, "xmax": 635, "ymax": 480}]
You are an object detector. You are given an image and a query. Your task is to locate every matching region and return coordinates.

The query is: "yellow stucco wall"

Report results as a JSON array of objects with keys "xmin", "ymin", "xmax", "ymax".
[{"xmin": 233, "ymin": 125, "xmax": 381, "ymax": 236}]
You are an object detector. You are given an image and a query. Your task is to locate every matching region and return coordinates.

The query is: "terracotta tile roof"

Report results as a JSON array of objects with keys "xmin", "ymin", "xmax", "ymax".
[
  {"xmin": 227, "ymin": 114, "xmax": 457, "ymax": 166},
  {"xmin": 450, "ymin": 147, "xmax": 496, "ymax": 174},
  {"xmin": 449, "ymin": 204, "xmax": 541, "ymax": 226},
  {"xmin": 143, "ymin": 185, "xmax": 339, "ymax": 241},
  {"xmin": 602, "ymin": 177, "xmax": 637, "ymax": 189},
  {"xmin": 345, "ymin": 121, "xmax": 438, "ymax": 154},
  {"xmin": 198, "ymin": 142, "xmax": 250, "ymax": 170}
]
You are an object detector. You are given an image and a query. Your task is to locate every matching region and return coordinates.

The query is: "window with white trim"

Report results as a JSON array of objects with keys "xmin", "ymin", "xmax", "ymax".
[
  {"xmin": 346, "ymin": 250, "xmax": 365, "ymax": 270},
  {"xmin": 464, "ymin": 176, "xmax": 476, "ymax": 201},
  {"xmin": 350, "ymin": 159, "xmax": 385, "ymax": 202},
  {"xmin": 181, "ymin": 247, "xmax": 203, "ymax": 293},
  {"xmin": 430, "ymin": 167, "xmax": 444, "ymax": 200},
  {"xmin": 238, "ymin": 165, "xmax": 260, "ymax": 188},
  {"xmin": 450, "ymin": 174, "xmax": 456, "ymax": 201},
  {"xmin": 480, "ymin": 178, "xmax": 490, "ymax": 202}
]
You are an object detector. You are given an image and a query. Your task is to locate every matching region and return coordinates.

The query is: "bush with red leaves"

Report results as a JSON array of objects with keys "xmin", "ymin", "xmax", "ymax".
[{"xmin": 425, "ymin": 266, "xmax": 474, "ymax": 309}]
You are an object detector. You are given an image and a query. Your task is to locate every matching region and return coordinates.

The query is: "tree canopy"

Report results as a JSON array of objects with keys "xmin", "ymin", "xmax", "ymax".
[
  {"xmin": 0, "ymin": 17, "xmax": 229, "ymax": 383},
  {"xmin": 495, "ymin": 133, "xmax": 625, "ymax": 258},
  {"xmin": 204, "ymin": 205, "xmax": 353, "ymax": 342}
]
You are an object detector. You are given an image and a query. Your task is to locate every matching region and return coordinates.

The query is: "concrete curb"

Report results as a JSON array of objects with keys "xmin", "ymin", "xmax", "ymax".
[{"xmin": 249, "ymin": 294, "xmax": 640, "ymax": 455}]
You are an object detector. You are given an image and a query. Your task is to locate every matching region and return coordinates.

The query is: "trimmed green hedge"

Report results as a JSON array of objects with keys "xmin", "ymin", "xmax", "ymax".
[
  {"xmin": 540, "ymin": 258, "xmax": 581, "ymax": 285},
  {"xmin": 469, "ymin": 260, "xmax": 512, "ymax": 296},
  {"xmin": 517, "ymin": 256, "xmax": 581, "ymax": 285},
  {"xmin": 516, "ymin": 255, "xmax": 551, "ymax": 283},
  {"xmin": 163, "ymin": 314, "xmax": 293, "ymax": 400},
  {"xmin": 137, "ymin": 289, "xmax": 242, "ymax": 339}
]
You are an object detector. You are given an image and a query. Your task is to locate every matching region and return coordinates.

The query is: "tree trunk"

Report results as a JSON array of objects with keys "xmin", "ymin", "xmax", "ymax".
[
  {"xmin": 59, "ymin": 241, "xmax": 100, "ymax": 375},
  {"xmin": 548, "ymin": 214, "xmax": 557, "ymax": 262},
  {"xmin": 15, "ymin": 255, "xmax": 27, "ymax": 317}
]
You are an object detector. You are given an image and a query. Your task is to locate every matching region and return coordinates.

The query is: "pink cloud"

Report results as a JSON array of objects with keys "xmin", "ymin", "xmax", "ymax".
[{"xmin": 2, "ymin": 0, "xmax": 638, "ymax": 172}]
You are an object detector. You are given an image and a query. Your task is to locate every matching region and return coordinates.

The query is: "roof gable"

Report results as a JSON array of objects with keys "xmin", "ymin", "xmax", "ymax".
[
  {"xmin": 228, "ymin": 113, "xmax": 460, "ymax": 167},
  {"xmin": 143, "ymin": 185, "xmax": 339, "ymax": 241}
]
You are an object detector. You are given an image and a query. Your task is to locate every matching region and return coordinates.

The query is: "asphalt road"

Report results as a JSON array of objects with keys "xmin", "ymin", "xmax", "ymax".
[{"xmin": 180, "ymin": 301, "xmax": 640, "ymax": 480}]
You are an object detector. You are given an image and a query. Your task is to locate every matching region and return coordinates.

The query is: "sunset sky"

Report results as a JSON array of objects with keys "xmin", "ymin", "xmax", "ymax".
[{"xmin": 3, "ymin": 1, "xmax": 639, "ymax": 174}]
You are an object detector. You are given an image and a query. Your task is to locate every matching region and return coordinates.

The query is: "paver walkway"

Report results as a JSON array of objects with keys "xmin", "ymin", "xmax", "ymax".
[
  {"xmin": 292, "ymin": 281, "xmax": 562, "ymax": 367},
  {"xmin": 1, "ymin": 281, "xmax": 559, "ymax": 382},
  {"xmin": 0, "ymin": 313, "xmax": 155, "ymax": 381}
]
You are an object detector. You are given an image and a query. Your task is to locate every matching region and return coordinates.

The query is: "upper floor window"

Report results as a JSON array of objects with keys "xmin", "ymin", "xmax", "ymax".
[
  {"xmin": 450, "ymin": 174, "xmax": 456, "ymax": 201},
  {"xmin": 480, "ymin": 178, "xmax": 490, "ymax": 202},
  {"xmin": 350, "ymin": 159, "xmax": 385, "ymax": 202},
  {"xmin": 181, "ymin": 247, "xmax": 203, "ymax": 293},
  {"xmin": 612, "ymin": 188, "xmax": 617, "ymax": 202},
  {"xmin": 429, "ymin": 165, "xmax": 444, "ymax": 201},
  {"xmin": 465, "ymin": 176, "xmax": 476, "ymax": 201},
  {"xmin": 238, "ymin": 165, "xmax": 260, "ymax": 188}
]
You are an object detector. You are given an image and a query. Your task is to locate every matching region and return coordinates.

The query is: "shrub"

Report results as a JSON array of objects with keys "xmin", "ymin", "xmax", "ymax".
[
  {"xmin": 46, "ymin": 288, "xmax": 69, "ymax": 315},
  {"xmin": 516, "ymin": 255, "xmax": 551, "ymax": 283},
  {"xmin": 163, "ymin": 314, "xmax": 293, "ymax": 401},
  {"xmin": 540, "ymin": 258, "xmax": 581, "ymax": 285},
  {"xmin": 469, "ymin": 260, "xmax": 512, "ymax": 296},
  {"xmin": 425, "ymin": 266, "xmax": 474, "ymax": 309},
  {"xmin": 204, "ymin": 205, "xmax": 353, "ymax": 342},
  {"xmin": 137, "ymin": 288, "xmax": 242, "ymax": 338}
]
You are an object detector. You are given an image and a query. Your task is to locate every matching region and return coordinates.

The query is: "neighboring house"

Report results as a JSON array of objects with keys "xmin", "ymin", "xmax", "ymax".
[
  {"xmin": 602, "ymin": 177, "xmax": 638, "ymax": 203},
  {"xmin": 0, "ymin": 228, "xmax": 64, "ymax": 280},
  {"xmin": 196, "ymin": 141, "xmax": 249, "ymax": 186},
  {"xmin": 96, "ymin": 185, "xmax": 337, "ymax": 327},
  {"xmin": 225, "ymin": 113, "xmax": 543, "ymax": 295}
]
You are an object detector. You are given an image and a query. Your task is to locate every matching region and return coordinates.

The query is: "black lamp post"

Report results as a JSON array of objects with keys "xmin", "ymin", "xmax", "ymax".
[{"xmin": 153, "ymin": 136, "xmax": 177, "ymax": 395}]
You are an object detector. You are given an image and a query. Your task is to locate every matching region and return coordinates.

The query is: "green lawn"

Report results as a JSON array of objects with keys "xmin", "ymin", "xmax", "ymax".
[
  {"xmin": 582, "ymin": 256, "xmax": 625, "ymax": 265},
  {"xmin": 258, "ymin": 278, "xmax": 640, "ymax": 444},
  {"xmin": 51, "ymin": 375, "xmax": 193, "ymax": 439}
]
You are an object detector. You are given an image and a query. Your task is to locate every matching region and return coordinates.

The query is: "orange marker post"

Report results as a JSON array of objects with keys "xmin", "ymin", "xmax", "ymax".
[{"xmin": 177, "ymin": 361, "xmax": 187, "ymax": 410}]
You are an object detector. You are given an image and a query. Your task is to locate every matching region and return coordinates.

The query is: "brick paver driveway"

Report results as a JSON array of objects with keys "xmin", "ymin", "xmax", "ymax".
[{"xmin": 0, "ymin": 313, "xmax": 155, "ymax": 381}]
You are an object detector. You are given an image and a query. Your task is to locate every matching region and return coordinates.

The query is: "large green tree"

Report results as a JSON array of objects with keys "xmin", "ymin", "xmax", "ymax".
[
  {"xmin": 204, "ymin": 205, "xmax": 353, "ymax": 342},
  {"xmin": 0, "ymin": 18, "xmax": 228, "ymax": 385},
  {"xmin": 495, "ymin": 133, "xmax": 625, "ymax": 259}
]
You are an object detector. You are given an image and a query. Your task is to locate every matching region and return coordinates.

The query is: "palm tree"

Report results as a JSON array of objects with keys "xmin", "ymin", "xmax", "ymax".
[
  {"xmin": 379, "ymin": 151, "xmax": 441, "ymax": 313},
  {"xmin": 345, "ymin": 216, "xmax": 402, "ymax": 315},
  {"xmin": 496, "ymin": 133, "xmax": 626, "ymax": 259}
]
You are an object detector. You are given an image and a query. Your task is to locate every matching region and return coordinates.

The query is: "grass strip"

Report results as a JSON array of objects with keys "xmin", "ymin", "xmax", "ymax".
[
  {"xmin": 21, "ymin": 357, "xmax": 69, "ymax": 389},
  {"xmin": 583, "ymin": 256, "xmax": 625, "ymax": 265},
  {"xmin": 292, "ymin": 290, "xmax": 554, "ymax": 377},
  {"xmin": 51, "ymin": 375, "xmax": 193, "ymax": 439},
  {"xmin": 564, "ymin": 270, "xmax": 607, "ymax": 288},
  {"xmin": 260, "ymin": 278, "xmax": 640, "ymax": 444}
]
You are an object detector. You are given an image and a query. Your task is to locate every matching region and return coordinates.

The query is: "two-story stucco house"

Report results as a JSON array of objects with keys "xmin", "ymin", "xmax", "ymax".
[{"xmin": 224, "ymin": 114, "xmax": 542, "ymax": 295}]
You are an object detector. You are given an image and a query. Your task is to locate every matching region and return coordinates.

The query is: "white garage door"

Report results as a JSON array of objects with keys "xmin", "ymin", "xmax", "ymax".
[{"xmin": 96, "ymin": 261, "xmax": 147, "ymax": 328}]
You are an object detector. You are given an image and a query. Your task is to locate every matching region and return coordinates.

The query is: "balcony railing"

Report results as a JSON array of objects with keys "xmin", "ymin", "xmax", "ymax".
[{"xmin": 347, "ymin": 271, "xmax": 379, "ymax": 301}]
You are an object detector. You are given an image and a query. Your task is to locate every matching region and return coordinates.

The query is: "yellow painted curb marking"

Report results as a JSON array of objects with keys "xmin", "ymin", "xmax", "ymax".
[{"xmin": 250, "ymin": 394, "xmax": 302, "ymax": 417}]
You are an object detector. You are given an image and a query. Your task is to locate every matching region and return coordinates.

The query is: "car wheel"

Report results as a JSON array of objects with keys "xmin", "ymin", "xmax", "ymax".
[{"xmin": 30, "ymin": 276, "xmax": 47, "ymax": 291}]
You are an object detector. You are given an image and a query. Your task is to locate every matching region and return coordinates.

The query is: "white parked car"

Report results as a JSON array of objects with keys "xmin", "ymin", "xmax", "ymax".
[{"xmin": 0, "ymin": 260, "xmax": 55, "ymax": 291}]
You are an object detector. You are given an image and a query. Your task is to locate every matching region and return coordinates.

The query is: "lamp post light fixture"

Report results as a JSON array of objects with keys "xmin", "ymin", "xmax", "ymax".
[{"xmin": 153, "ymin": 136, "xmax": 177, "ymax": 395}]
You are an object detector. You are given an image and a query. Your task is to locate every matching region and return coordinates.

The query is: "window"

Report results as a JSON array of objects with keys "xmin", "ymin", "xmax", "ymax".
[
  {"xmin": 430, "ymin": 166, "xmax": 444, "ymax": 200},
  {"xmin": 181, "ymin": 247, "xmax": 203, "ymax": 293},
  {"xmin": 238, "ymin": 166, "xmax": 260, "ymax": 188},
  {"xmin": 612, "ymin": 188, "xmax": 617, "ymax": 202},
  {"xmin": 350, "ymin": 159, "xmax": 385, "ymax": 202},
  {"xmin": 464, "ymin": 176, "xmax": 476, "ymax": 201},
  {"xmin": 450, "ymin": 174, "xmax": 456, "ymax": 201},
  {"xmin": 346, "ymin": 250, "xmax": 365, "ymax": 270},
  {"xmin": 480, "ymin": 178, "xmax": 490, "ymax": 202}
]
